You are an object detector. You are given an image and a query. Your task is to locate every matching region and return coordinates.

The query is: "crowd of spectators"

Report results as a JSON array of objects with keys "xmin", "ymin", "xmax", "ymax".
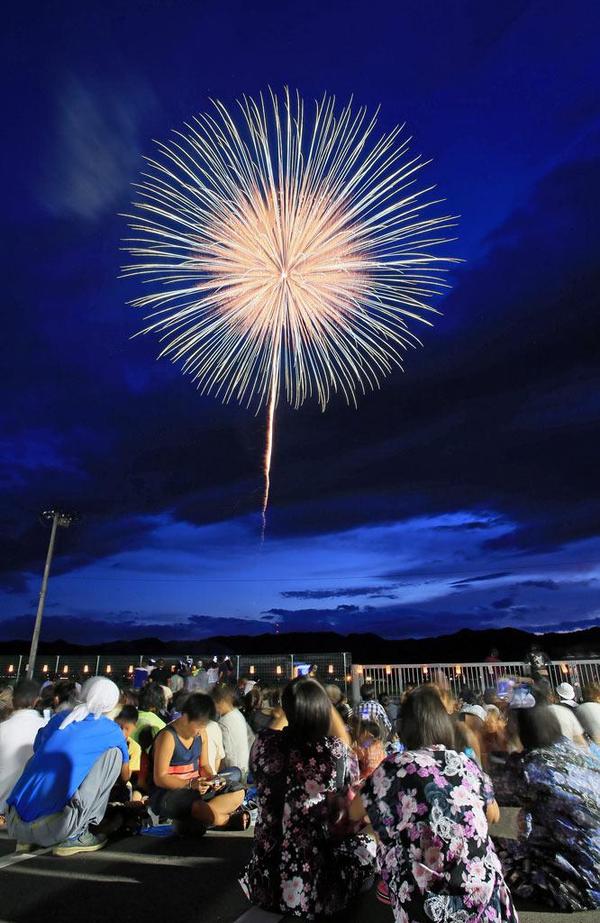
[{"xmin": 0, "ymin": 657, "xmax": 599, "ymax": 919}]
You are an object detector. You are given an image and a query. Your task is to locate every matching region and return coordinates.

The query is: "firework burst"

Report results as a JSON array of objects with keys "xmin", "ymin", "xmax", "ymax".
[{"xmin": 122, "ymin": 89, "xmax": 458, "ymax": 531}]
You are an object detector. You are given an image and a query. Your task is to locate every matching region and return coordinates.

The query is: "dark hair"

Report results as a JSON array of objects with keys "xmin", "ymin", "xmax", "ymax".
[
  {"xmin": 172, "ymin": 689, "xmax": 190, "ymax": 712},
  {"xmin": 360, "ymin": 683, "xmax": 376, "ymax": 701},
  {"xmin": 532, "ymin": 679, "xmax": 553, "ymax": 705},
  {"xmin": 182, "ymin": 693, "xmax": 215, "ymax": 723},
  {"xmin": 12, "ymin": 679, "xmax": 40, "ymax": 710},
  {"xmin": 282, "ymin": 677, "xmax": 332, "ymax": 743},
  {"xmin": 400, "ymin": 687, "xmax": 456, "ymax": 750},
  {"xmin": 117, "ymin": 705, "xmax": 139, "ymax": 725},
  {"xmin": 53, "ymin": 680, "xmax": 78, "ymax": 705},
  {"xmin": 244, "ymin": 686, "xmax": 263, "ymax": 711},
  {"xmin": 139, "ymin": 683, "xmax": 165, "ymax": 713},
  {"xmin": 357, "ymin": 718, "xmax": 382, "ymax": 740},
  {"xmin": 459, "ymin": 687, "xmax": 480, "ymax": 706},
  {"xmin": 262, "ymin": 686, "xmax": 283, "ymax": 709},
  {"xmin": 515, "ymin": 705, "xmax": 562, "ymax": 751}
]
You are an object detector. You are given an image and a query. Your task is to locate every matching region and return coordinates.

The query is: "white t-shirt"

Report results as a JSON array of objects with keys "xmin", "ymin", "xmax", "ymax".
[
  {"xmin": 576, "ymin": 702, "xmax": 600, "ymax": 740},
  {"xmin": 548, "ymin": 703, "xmax": 585, "ymax": 740},
  {"xmin": 0, "ymin": 709, "xmax": 48, "ymax": 811},
  {"xmin": 219, "ymin": 708, "xmax": 250, "ymax": 773},
  {"xmin": 206, "ymin": 667, "xmax": 219, "ymax": 687},
  {"xmin": 205, "ymin": 720, "xmax": 225, "ymax": 772}
]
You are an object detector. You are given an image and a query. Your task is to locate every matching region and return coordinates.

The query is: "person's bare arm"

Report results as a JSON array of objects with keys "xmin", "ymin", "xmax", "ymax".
[
  {"xmin": 199, "ymin": 728, "xmax": 214, "ymax": 775},
  {"xmin": 120, "ymin": 760, "xmax": 131, "ymax": 783},
  {"xmin": 486, "ymin": 799, "xmax": 500, "ymax": 825}
]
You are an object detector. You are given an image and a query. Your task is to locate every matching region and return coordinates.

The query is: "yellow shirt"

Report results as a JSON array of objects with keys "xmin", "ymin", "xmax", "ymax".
[{"xmin": 126, "ymin": 736, "xmax": 142, "ymax": 773}]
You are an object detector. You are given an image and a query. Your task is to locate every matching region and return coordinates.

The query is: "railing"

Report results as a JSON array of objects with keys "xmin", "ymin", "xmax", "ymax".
[
  {"xmin": 351, "ymin": 660, "xmax": 600, "ymax": 702},
  {"xmin": 0, "ymin": 651, "xmax": 352, "ymax": 693}
]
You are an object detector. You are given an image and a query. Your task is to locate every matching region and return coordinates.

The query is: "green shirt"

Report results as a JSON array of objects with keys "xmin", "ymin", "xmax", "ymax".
[{"xmin": 131, "ymin": 710, "xmax": 166, "ymax": 745}]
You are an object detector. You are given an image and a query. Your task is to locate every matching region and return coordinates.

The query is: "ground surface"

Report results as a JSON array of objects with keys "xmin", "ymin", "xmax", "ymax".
[{"xmin": 0, "ymin": 811, "xmax": 598, "ymax": 923}]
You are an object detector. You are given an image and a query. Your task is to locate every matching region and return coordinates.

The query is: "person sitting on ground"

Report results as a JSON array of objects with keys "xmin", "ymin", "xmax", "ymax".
[
  {"xmin": 378, "ymin": 692, "xmax": 398, "ymax": 725},
  {"xmin": 539, "ymin": 682, "xmax": 588, "ymax": 746},
  {"xmin": 212, "ymin": 686, "xmax": 250, "ymax": 776},
  {"xmin": 5, "ymin": 677, "xmax": 129, "ymax": 857},
  {"xmin": 353, "ymin": 682, "xmax": 392, "ymax": 737},
  {"xmin": 324, "ymin": 683, "xmax": 353, "ymax": 724},
  {"xmin": 243, "ymin": 685, "xmax": 272, "ymax": 734},
  {"xmin": 150, "ymin": 658, "xmax": 170, "ymax": 686},
  {"xmin": 115, "ymin": 705, "xmax": 142, "ymax": 794},
  {"xmin": 150, "ymin": 693, "xmax": 246, "ymax": 831},
  {"xmin": 238, "ymin": 675, "xmax": 256, "ymax": 697},
  {"xmin": 262, "ymin": 686, "xmax": 288, "ymax": 730},
  {"xmin": 577, "ymin": 682, "xmax": 600, "ymax": 746},
  {"xmin": 496, "ymin": 703, "xmax": 600, "ymax": 911},
  {"xmin": 168, "ymin": 662, "xmax": 185, "ymax": 695},
  {"xmin": 0, "ymin": 683, "xmax": 14, "ymax": 721},
  {"xmin": 52, "ymin": 679, "xmax": 79, "ymax": 713},
  {"xmin": 131, "ymin": 682, "xmax": 166, "ymax": 747},
  {"xmin": 185, "ymin": 660, "xmax": 209, "ymax": 693},
  {"xmin": 240, "ymin": 677, "xmax": 376, "ymax": 917},
  {"xmin": 219, "ymin": 657, "xmax": 235, "ymax": 686},
  {"xmin": 349, "ymin": 686, "xmax": 516, "ymax": 920},
  {"xmin": 457, "ymin": 701, "xmax": 488, "ymax": 764},
  {"xmin": 0, "ymin": 680, "xmax": 47, "ymax": 817},
  {"xmin": 350, "ymin": 716, "xmax": 386, "ymax": 780},
  {"xmin": 206, "ymin": 658, "xmax": 220, "ymax": 690}
]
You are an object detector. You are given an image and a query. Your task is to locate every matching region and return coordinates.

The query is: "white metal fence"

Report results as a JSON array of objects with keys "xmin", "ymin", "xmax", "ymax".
[
  {"xmin": 351, "ymin": 660, "xmax": 600, "ymax": 702},
  {"xmin": 0, "ymin": 651, "xmax": 352, "ymax": 692}
]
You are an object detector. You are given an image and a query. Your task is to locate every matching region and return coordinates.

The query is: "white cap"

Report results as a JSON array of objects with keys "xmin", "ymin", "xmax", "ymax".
[
  {"xmin": 556, "ymin": 682, "xmax": 575, "ymax": 701},
  {"xmin": 460, "ymin": 704, "xmax": 488, "ymax": 723}
]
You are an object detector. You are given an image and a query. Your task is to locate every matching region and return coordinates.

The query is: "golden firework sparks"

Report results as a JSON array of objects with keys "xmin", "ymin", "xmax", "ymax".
[{"xmin": 122, "ymin": 89, "xmax": 458, "ymax": 530}]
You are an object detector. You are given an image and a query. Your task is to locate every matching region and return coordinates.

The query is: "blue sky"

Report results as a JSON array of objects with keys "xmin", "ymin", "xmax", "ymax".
[{"xmin": 1, "ymin": 0, "xmax": 599, "ymax": 644}]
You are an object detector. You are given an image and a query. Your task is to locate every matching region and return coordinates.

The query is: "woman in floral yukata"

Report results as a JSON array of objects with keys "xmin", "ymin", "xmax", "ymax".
[
  {"xmin": 496, "ymin": 704, "xmax": 600, "ymax": 912},
  {"xmin": 240, "ymin": 677, "xmax": 376, "ymax": 918},
  {"xmin": 349, "ymin": 686, "xmax": 518, "ymax": 923}
]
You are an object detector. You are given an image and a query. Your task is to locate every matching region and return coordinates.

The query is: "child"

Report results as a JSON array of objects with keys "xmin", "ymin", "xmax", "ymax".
[
  {"xmin": 115, "ymin": 705, "xmax": 142, "ymax": 798},
  {"xmin": 351, "ymin": 718, "xmax": 386, "ymax": 780}
]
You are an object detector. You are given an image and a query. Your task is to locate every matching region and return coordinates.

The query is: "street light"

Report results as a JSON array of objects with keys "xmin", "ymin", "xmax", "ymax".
[{"xmin": 26, "ymin": 509, "xmax": 76, "ymax": 680}]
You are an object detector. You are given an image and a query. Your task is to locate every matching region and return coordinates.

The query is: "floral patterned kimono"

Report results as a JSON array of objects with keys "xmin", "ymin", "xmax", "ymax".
[
  {"xmin": 240, "ymin": 728, "xmax": 376, "ymax": 918},
  {"xmin": 361, "ymin": 745, "xmax": 517, "ymax": 923}
]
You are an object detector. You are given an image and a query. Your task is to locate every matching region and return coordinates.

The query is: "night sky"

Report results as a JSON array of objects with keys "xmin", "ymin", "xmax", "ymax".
[{"xmin": 2, "ymin": 1, "xmax": 600, "ymax": 644}]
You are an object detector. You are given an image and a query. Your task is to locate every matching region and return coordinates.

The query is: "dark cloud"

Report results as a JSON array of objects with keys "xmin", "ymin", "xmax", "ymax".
[
  {"xmin": 280, "ymin": 585, "xmax": 395, "ymax": 600},
  {"xmin": 433, "ymin": 520, "xmax": 500, "ymax": 532},
  {"xmin": 452, "ymin": 573, "xmax": 512, "ymax": 587},
  {"xmin": 518, "ymin": 580, "xmax": 560, "ymax": 591}
]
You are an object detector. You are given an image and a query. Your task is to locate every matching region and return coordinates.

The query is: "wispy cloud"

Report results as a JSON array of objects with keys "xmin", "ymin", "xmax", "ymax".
[{"xmin": 42, "ymin": 76, "xmax": 157, "ymax": 222}]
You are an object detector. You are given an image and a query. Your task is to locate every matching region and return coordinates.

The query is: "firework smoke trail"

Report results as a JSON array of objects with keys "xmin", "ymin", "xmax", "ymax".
[
  {"xmin": 262, "ymin": 379, "xmax": 277, "ymax": 541},
  {"xmin": 122, "ymin": 89, "xmax": 458, "ymax": 535}
]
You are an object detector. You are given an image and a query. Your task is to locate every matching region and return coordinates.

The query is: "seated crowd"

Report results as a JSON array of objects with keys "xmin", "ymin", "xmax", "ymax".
[{"xmin": 0, "ymin": 660, "xmax": 599, "ymax": 920}]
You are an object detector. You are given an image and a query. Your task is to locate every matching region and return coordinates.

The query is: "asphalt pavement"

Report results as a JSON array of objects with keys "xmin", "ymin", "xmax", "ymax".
[{"xmin": 0, "ymin": 812, "xmax": 598, "ymax": 923}]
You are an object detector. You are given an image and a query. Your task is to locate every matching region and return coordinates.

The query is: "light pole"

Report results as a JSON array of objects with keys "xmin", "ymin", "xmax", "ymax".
[{"xmin": 27, "ymin": 509, "xmax": 75, "ymax": 680}]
